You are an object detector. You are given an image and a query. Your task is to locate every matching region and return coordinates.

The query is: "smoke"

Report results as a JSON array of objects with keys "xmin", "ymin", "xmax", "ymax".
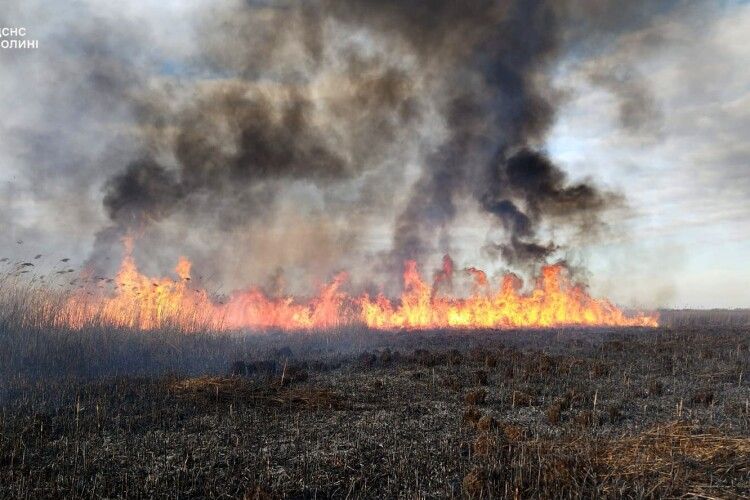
[
  {"xmin": 482, "ymin": 149, "xmax": 619, "ymax": 265},
  {"xmin": 89, "ymin": 1, "xmax": 433, "ymax": 287},
  {"xmin": 3, "ymin": 0, "xmax": 678, "ymax": 293},
  {"xmin": 323, "ymin": 0, "xmax": 622, "ymax": 270},
  {"xmin": 586, "ymin": 64, "xmax": 663, "ymax": 136}
]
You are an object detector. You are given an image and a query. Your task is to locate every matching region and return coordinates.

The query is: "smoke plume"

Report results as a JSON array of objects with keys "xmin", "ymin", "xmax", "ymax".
[{"xmin": 11, "ymin": 0, "xmax": 671, "ymax": 292}]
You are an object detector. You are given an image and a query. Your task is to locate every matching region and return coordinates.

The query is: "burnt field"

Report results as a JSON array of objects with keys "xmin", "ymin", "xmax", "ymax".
[{"xmin": 1, "ymin": 316, "xmax": 749, "ymax": 498}]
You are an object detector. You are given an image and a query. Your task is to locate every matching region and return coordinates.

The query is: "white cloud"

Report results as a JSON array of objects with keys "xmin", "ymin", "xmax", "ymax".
[{"xmin": 549, "ymin": 2, "xmax": 750, "ymax": 307}]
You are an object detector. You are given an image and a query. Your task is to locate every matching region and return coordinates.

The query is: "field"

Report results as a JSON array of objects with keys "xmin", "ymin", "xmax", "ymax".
[{"xmin": 1, "ymin": 311, "xmax": 749, "ymax": 498}]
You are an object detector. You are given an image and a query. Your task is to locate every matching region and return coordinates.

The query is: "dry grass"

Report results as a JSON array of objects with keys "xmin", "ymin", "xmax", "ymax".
[
  {"xmin": 461, "ymin": 422, "xmax": 750, "ymax": 498},
  {"xmin": 169, "ymin": 376, "xmax": 345, "ymax": 409},
  {"xmin": 601, "ymin": 421, "xmax": 750, "ymax": 490},
  {"xmin": 465, "ymin": 388, "xmax": 488, "ymax": 405},
  {"xmin": 0, "ymin": 289, "xmax": 748, "ymax": 497}
]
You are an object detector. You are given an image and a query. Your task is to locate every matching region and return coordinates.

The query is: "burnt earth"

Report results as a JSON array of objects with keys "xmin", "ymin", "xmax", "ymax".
[{"xmin": 0, "ymin": 325, "xmax": 749, "ymax": 498}]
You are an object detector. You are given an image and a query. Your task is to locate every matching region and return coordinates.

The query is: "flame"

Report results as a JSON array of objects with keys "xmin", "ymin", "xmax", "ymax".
[
  {"xmin": 60, "ymin": 248, "xmax": 217, "ymax": 330},
  {"xmin": 360, "ymin": 261, "xmax": 657, "ymax": 329},
  {"xmin": 221, "ymin": 272, "xmax": 348, "ymax": 330},
  {"xmin": 55, "ymin": 242, "xmax": 657, "ymax": 331}
]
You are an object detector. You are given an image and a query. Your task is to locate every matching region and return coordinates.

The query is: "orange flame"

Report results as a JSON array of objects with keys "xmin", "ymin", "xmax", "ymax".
[
  {"xmin": 360, "ymin": 262, "xmax": 657, "ymax": 329},
  {"xmin": 56, "ymin": 242, "xmax": 657, "ymax": 331}
]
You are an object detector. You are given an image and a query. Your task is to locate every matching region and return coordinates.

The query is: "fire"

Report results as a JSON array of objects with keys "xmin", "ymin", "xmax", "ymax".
[
  {"xmin": 60, "ymin": 243, "xmax": 218, "ymax": 331},
  {"xmin": 360, "ymin": 261, "xmax": 657, "ymax": 329},
  {"xmin": 54, "ymin": 242, "xmax": 657, "ymax": 332},
  {"xmin": 221, "ymin": 273, "xmax": 349, "ymax": 330}
]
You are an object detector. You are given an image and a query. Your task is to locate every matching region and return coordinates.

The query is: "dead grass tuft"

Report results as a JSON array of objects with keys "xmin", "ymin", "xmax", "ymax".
[
  {"xmin": 590, "ymin": 361, "xmax": 611, "ymax": 377},
  {"xmin": 169, "ymin": 377, "xmax": 344, "ymax": 410},
  {"xmin": 546, "ymin": 401, "xmax": 562, "ymax": 425},
  {"xmin": 484, "ymin": 355, "xmax": 497, "ymax": 369},
  {"xmin": 448, "ymin": 349, "xmax": 462, "ymax": 365},
  {"xmin": 511, "ymin": 390, "xmax": 533, "ymax": 407},
  {"xmin": 647, "ymin": 378, "xmax": 664, "ymax": 396},
  {"xmin": 501, "ymin": 423, "xmax": 526, "ymax": 442},
  {"xmin": 573, "ymin": 409, "xmax": 595, "ymax": 427},
  {"xmin": 442, "ymin": 375, "xmax": 462, "ymax": 391},
  {"xmin": 473, "ymin": 433, "xmax": 497, "ymax": 457},
  {"xmin": 463, "ymin": 407, "xmax": 482, "ymax": 427},
  {"xmin": 691, "ymin": 389, "xmax": 715, "ymax": 407},
  {"xmin": 243, "ymin": 485, "xmax": 275, "ymax": 500},
  {"xmin": 463, "ymin": 467, "xmax": 487, "ymax": 498},
  {"xmin": 477, "ymin": 414, "xmax": 498, "ymax": 431},
  {"xmin": 465, "ymin": 388, "xmax": 488, "ymax": 405}
]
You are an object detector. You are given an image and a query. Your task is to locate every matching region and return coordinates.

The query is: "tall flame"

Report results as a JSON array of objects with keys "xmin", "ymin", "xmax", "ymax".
[
  {"xmin": 54, "ymin": 242, "xmax": 657, "ymax": 331},
  {"xmin": 360, "ymin": 262, "xmax": 656, "ymax": 329}
]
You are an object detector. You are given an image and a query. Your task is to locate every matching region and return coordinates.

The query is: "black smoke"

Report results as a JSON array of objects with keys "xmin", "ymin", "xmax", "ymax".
[
  {"xmin": 326, "ymin": 0, "xmax": 620, "ymax": 268},
  {"xmin": 94, "ymin": 0, "xmax": 649, "ymax": 284}
]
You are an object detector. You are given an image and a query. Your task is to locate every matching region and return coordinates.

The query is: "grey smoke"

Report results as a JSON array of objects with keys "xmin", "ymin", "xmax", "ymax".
[
  {"xmin": 588, "ymin": 65, "xmax": 663, "ymax": 135},
  {"xmin": 106, "ymin": 3, "xmax": 616, "ymax": 259},
  {"xmin": 1, "ymin": 0, "xmax": 687, "ymax": 292}
]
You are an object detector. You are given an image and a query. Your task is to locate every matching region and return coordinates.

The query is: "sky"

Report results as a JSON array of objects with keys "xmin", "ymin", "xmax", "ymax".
[
  {"xmin": 547, "ymin": 1, "xmax": 750, "ymax": 307},
  {"xmin": 0, "ymin": 0, "xmax": 748, "ymax": 308}
]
